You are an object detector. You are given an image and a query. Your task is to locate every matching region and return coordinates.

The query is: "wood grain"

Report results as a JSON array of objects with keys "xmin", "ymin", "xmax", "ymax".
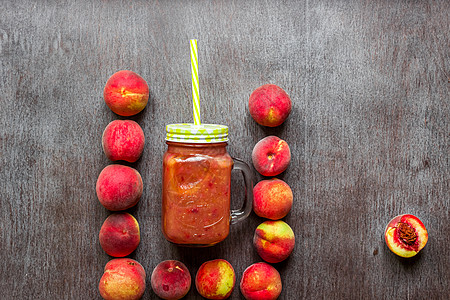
[{"xmin": 0, "ymin": 0, "xmax": 448, "ymax": 299}]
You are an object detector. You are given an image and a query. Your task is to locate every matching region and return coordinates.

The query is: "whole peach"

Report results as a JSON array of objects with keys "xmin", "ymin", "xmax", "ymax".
[
  {"xmin": 195, "ymin": 259, "xmax": 236, "ymax": 299},
  {"xmin": 99, "ymin": 213, "xmax": 140, "ymax": 257},
  {"xmin": 103, "ymin": 70, "xmax": 149, "ymax": 116},
  {"xmin": 151, "ymin": 260, "xmax": 191, "ymax": 300},
  {"xmin": 248, "ymin": 84, "xmax": 291, "ymax": 127},
  {"xmin": 252, "ymin": 136, "xmax": 291, "ymax": 177},
  {"xmin": 240, "ymin": 262, "xmax": 282, "ymax": 300},
  {"xmin": 102, "ymin": 120, "xmax": 145, "ymax": 163},
  {"xmin": 253, "ymin": 220, "xmax": 295, "ymax": 263},
  {"xmin": 96, "ymin": 164, "xmax": 143, "ymax": 211},
  {"xmin": 253, "ymin": 178, "xmax": 293, "ymax": 220},
  {"xmin": 385, "ymin": 214, "xmax": 428, "ymax": 258},
  {"xmin": 99, "ymin": 258, "xmax": 146, "ymax": 300}
]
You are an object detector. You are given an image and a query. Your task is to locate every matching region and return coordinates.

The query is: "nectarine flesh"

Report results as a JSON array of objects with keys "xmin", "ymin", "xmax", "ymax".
[{"xmin": 385, "ymin": 214, "xmax": 428, "ymax": 258}]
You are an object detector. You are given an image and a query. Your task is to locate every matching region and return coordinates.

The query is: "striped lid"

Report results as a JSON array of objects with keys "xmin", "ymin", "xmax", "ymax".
[{"xmin": 165, "ymin": 123, "xmax": 228, "ymax": 143}]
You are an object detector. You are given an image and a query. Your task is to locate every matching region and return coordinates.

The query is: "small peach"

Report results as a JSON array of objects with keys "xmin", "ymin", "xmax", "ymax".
[
  {"xmin": 151, "ymin": 260, "xmax": 191, "ymax": 300},
  {"xmin": 252, "ymin": 136, "xmax": 291, "ymax": 177},
  {"xmin": 99, "ymin": 213, "xmax": 140, "ymax": 257},
  {"xmin": 240, "ymin": 262, "xmax": 282, "ymax": 300},
  {"xmin": 249, "ymin": 84, "xmax": 292, "ymax": 127},
  {"xmin": 253, "ymin": 178, "xmax": 293, "ymax": 220},
  {"xmin": 96, "ymin": 164, "xmax": 143, "ymax": 211},
  {"xmin": 253, "ymin": 220, "xmax": 295, "ymax": 263},
  {"xmin": 99, "ymin": 258, "xmax": 146, "ymax": 300},
  {"xmin": 195, "ymin": 259, "xmax": 236, "ymax": 299},
  {"xmin": 385, "ymin": 214, "xmax": 428, "ymax": 258},
  {"xmin": 103, "ymin": 70, "xmax": 149, "ymax": 116},
  {"xmin": 102, "ymin": 120, "xmax": 145, "ymax": 163}
]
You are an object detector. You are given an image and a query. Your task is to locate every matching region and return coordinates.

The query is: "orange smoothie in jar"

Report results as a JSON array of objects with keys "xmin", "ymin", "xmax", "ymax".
[
  {"xmin": 162, "ymin": 142, "xmax": 233, "ymax": 245},
  {"xmin": 162, "ymin": 123, "xmax": 234, "ymax": 246}
]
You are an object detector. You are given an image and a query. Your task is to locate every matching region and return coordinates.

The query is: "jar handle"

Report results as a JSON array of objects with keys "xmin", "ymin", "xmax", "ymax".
[{"xmin": 230, "ymin": 158, "xmax": 254, "ymax": 224}]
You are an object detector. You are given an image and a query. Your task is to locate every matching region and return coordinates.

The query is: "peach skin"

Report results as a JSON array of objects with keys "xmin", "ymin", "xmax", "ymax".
[
  {"xmin": 151, "ymin": 260, "xmax": 191, "ymax": 300},
  {"xmin": 96, "ymin": 164, "xmax": 143, "ymax": 211},
  {"xmin": 253, "ymin": 178, "xmax": 293, "ymax": 220},
  {"xmin": 240, "ymin": 262, "xmax": 282, "ymax": 300},
  {"xmin": 99, "ymin": 213, "xmax": 140, "ymax": 257},
  {"xmin": 253, "ymin": 220, "xmax": 295, "ymax": 263},
  {"xmin": 195, "ymin": 259, "xmax": 236, "ymax": 299},
  {"xmin": 102, "ymin": 119, "xmax": 145, "ymax": 163},
  {"xmin": 103, "ymin": 70, "xmax": 149, "ymax": 116},
  {"xmin": 249, "ymin": 84, "xmax": 292, "ymax": 127},
  {"xmin": 99, "ymin": 258, "xmax": 146, "ymax": 300},
  {"xmin": 252, "ymin": 136, "xmax": 291, "ymax": 177}
]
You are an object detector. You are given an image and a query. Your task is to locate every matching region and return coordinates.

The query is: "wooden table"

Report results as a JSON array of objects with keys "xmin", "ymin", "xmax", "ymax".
[{"xmin": 1, "ymin": 1, "xmax": 448, "ymax": 299}]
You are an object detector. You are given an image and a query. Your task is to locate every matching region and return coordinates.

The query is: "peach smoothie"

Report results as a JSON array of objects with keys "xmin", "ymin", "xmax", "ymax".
[{"xmin": 162, "ymin": 142, "xmax": 233, "ymax": 246}]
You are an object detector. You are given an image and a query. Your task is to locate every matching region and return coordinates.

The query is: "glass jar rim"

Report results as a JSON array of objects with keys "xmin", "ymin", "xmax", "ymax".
[{"xmin": 165, "ymin": 123, "xmax": 228, "ymax": 143}]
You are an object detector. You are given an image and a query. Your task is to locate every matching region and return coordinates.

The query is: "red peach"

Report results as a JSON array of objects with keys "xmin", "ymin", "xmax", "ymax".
[
  {"xmin": 240, "ymin": 262, "xmax": 282, "ymax": 300},
  {"xmin": 385, "ymin": 214, "xmax": 428, "ymax": 258},
  {"xmin": 252, "ymin": 136, "xmax": 291, "ymax": 177},
  {"xmin": 99, "ymin": 258, "xmax": 146, "ymax": 300},
  {"xmin": 102, "ymin": 120, "xmax": 145, "ymax": 163},
  {"xmin": 103, "ymin": 70, "xmax": 149, "ymax": 116},
  {"xmin": 151, "ymin": 260, "xmax": 191, "ymax": 300},
  {"xmin": 248, "ymin": 84, "xmax": 292, "ymax": 127},
  {"xmin": 96, "ymin": 164, "xmax": 143, "ymax": 211},
  {"xmin": 253, "ymin": 178, "xmax": 293, "ymax": 220},
  {"xmin": 253, "ymin": 220, "xmax": 295, "ymax": 264},
  {"xmin": 195, "ymin": 259, "xmax": 236, "ymax": 299},
  {"xmin": 99, "ymin": 213, "xmax": 140, "ymax": 257}
]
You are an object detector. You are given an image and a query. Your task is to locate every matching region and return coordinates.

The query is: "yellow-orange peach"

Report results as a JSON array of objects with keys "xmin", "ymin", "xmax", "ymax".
[
  {"xmin": 99, "ymin": 258, "xmax": 146, "ymax": 300},
  {"xmin": 103, "ymin": 70, "xmax": 149, "ymax": 116},
  {"xmin": 385, "ymin": 214, "xmax": 428, "ymax": 258},
  {"xmin": 253, "ymin": 178, "xmax": 293, "ymax": 220},
  {"xmin": 240, "ymin": 262, "xmax": 281, "ymax": 300},
  {"xmin": 151, "ymin": 260, "xmax": 191, "ymax": 300},
  {"xmin": 248, "ymin": 84, "xmax": 292, "ymax": 127},
  {"xmin": 99, "ymin": 213, "xmax": 140, "ymax": 257},
  {"xmin": 253, "ymin": 220, "xmax": 295, "ymax": 263},
  {"xmin": 195, "ymin": 259, "xmax": 235, "ymax": 299},
  {"xmin": 252, "ymin": 136, "xmax": 291, "ymax": 177},
  {"xmin": 96, "ymin": 164, "xmax": 143, "ymax": 211}
]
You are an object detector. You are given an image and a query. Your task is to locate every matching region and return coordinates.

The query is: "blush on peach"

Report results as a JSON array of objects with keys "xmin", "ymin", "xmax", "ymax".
[
  {"xmin": 99, "ymin": 258, "xmax": 146, "ymax": 300},
  {"xmin": 151, "ymin": 260, "xmax": 191, "ymax": 300},
  {"xmin": 253, "ymin": 178, "xmax": 293, "ymax": 220},
  {"xmin": 102, "ymin": 120, "xmax": 145, "ymax": 163},
  {"xmin": 103, "ymin": 70, "xmax": 149, "ymax": 116},
  {"xmin": 240, "ymin": 262, "xmax": 282, "ymax": 300},
  {"xmin": 253, "ymin": 220, "xmax": 295, "ymax": 263},
  {"xmin": 252, "ymin": 136, "xmax": 291, "ymax": 177},
  {"xmin": 249, "ymin": 84, "xmax": 292, "ymax": 127},
  {"xmin": 96, "ymin": 164, "xmax": 143, "ymax": 211},
  {"xmin": 99, "ymin": 213, "xmax": 140, "ymax": 257}
]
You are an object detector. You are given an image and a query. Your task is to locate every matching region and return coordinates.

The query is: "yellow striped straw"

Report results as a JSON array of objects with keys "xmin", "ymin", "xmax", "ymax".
[{"xmin": 190, "ymin": 39, "xmax": 201, "ymax": 125}]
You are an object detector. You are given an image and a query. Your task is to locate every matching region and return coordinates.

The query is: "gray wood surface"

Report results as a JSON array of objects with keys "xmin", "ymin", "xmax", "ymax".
[{"xmin": 0, "ymin": 0, "xmax": 449, "ymax": 299}]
